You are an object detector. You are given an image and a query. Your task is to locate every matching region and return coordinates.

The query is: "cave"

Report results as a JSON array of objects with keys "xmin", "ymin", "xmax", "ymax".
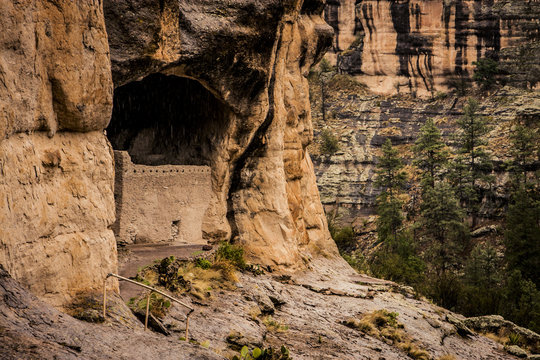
[
  {"xmin": 106, "ymin": 73, "xmax": 231, "ymax": 166},
  {"xmin": 106, "ymin": 73, "xmax": 225, "ymax": 245}
]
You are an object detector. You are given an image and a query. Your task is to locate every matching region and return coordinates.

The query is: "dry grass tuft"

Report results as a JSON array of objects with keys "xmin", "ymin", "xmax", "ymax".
[
  {"xmin": 344, "ymin": 309, "xmax": 431, "ymax": 359},
  {"xmin": 263, "ymin": 316, "xmax": 289, "ymax": 333}
]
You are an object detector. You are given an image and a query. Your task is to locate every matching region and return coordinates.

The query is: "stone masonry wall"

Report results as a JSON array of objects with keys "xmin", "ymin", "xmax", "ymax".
[{"xmin": 113, "ymin": 151, "xmax": 211, "ymax": 245}]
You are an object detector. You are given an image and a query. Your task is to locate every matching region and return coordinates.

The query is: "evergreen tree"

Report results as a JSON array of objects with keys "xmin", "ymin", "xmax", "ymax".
[
  {"xmin": 504, "ymin": 114, "xmax": 540, "ymax": 287},
  {"xmin": 375, "ymin": 139, "xmax": 407, "ymax": 197},
  {"xmin": 472, "ymin": 58, "xmax": 499, "ymax": 91},
  {"xmin": 374, "ymin": 139, "xmax": 407, "ymax": 245},
  {"xmin": 502, "ymin": 270, "xmax": 540, "ymax": 333},
  {"xmin": 450, "ymin": 98, "xmax": 493, "ymax": 227},
  {"xmin": 417, "ymin": 182, "xmax": 468, "ymax": 308},
  {"xmin": 461, "ymin": 243, "xmax": 503, "ymax": 316},
  {"xmin": 419, "ymin": 182, "xmax": 468, "ymax": 275},
  {"xmin": 413, "ymin": 119, "xmax": 449, "ymax": 189},
  {"xmin": 508, "ymin": 116, "xmax": 539, "ymax": 186},
  {"xmin": 504, "ymin": 186, "xmax": 540, "ymax": 287}
]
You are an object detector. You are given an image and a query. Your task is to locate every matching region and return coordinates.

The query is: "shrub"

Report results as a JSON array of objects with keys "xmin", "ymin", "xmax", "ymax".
[
  {"xmin": 232, "ymin": 345, "xmax": 291, "ymax": 360},
  {"xmin": 319, "ymin": 58, "xmax": 333, "ymax": 73},
  {"xmin": 473, "ymin": 58, "xmax": 499, "ymax": 90},
  {"xmin": 320, "ymin": 129, "xmax": 339, "ymax": 155},
  {"xmin": 195, "ymin": 258, "xmax": 212, "ymax": 269},
  {"xmin": 216, "ymin": 241, "xmax": 246, "ymax": 269},
  {"xmin": 263, "ymin": 315, "xmax": 289, "ymax": 332},
  {"xmin": 446, "ymin": 74, "xmax": 471, "ymax": 96},
  {"xmin": 131, "ymin": 292, "xmax": 171, "ymax": 319}
]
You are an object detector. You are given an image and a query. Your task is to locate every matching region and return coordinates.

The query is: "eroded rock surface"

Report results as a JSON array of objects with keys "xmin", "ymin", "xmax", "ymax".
[
  {"xmin": 0, "ymin": 266, "xmax": 222, "ymax": 360},
  {"xmin": 324, "ymin": 0, "xmax": 540, "ymax": 95},
  {"xmin": 103, "ymin": 0, "xmax": 340, "ymax": 268},
  {"xmin": 309, "ymin": 80, "xmax": 540, "ymax": 228},
  {"xmin": 1, "ymin": 0, "xmax": 343, "ymax": 307}
]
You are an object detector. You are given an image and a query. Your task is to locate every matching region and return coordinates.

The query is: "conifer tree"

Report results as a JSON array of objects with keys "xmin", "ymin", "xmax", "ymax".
[
  {"xmin": 504, "ymin": 115, "xmax": 540, "ymax": 287},
  {"xmin": 419, "ymin": 182, "xmax": 468, "ymax": 275},
  {"xmin": 450, "ymin": 98, "xmax": 493, "ymax": 227},
  {"xmin": 418, "ymin": 181, "xmax": 468, "ymax": 308},
  {"xmin": 504, "ymin": 187, "xmax": 540, "ymax": 287},
  {"xmin": 413, "ymin": 119, "xmax": 449, "ymax": 189},
  {"xmin": 374, "ymin": 139, "xmax": 407, "ymax": 245}
]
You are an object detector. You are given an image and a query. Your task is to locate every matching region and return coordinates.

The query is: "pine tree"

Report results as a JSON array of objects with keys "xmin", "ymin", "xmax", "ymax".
[
  {"xmin": 450, "ymin": 98, "xmax": 493, "ymax": 227},
  {"xmin": 461, "ymin": 243, "xmax": 503, "ymax": 315},
  {"xmin": 418, "ymin": 182, "xmax": 468, "ymax": 308},
  {"xmin": 508, "ymin": 116, "xmax": 539, "ymax": 186},
  {"xmin": 504, "ymin": 186, "xmax": 540, "ymax": 287},
  {"xmin": 413, "ymin": 119, "xmax": 449, "ymax": 189},
  {"xmin": 375, "ymin": 139, "xmax": 407, "ymax": 197},
  {"xmin": 419, "ymin": 182, "xmax": 468, "ymax": 275},
  {"xmin": 374, "ymin": 139, "xmax": 407, "ymax": 245},
  {"xmin": 504, "ymin": 114, "xmax": 540, "ymax": 287}
]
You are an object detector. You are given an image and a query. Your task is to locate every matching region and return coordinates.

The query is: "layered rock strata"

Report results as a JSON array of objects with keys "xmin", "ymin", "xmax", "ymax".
[
  {"xmin": 309, "ymin": 80, "xmax": 540, "ymax": 227},
  {"xmin": 324, "ymin": 0, "xmax": 540, "ymax": 95}
]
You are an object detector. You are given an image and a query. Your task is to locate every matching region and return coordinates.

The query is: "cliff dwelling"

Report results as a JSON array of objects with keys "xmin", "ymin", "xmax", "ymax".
[{"xmin": 106, "ymin": 73, "xmax": 229, "ymax": 245}]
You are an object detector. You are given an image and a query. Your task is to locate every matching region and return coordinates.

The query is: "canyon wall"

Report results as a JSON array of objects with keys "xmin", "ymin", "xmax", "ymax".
[
  {"xmin": 309, "ymin": 79, "xmax": 540, "ymax": 230},
  {"xmin": 1, "ymin": 0, "xmax": 340, "ymax": 306},
  {"xmin": 324, "ymin": 0, "xmax": 540, "ymax": 95},
  {"xmin": 0, "ymin": 0, "xmax": 117, "ymax": 307},
  {"xmin": 103, "ymin": 0, "xmax": 340, "ymax": 268}
]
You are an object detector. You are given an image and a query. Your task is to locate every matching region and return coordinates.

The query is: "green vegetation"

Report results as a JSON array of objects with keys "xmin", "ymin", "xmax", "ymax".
[
  {"xmin": 130, "ymin": 241, "xmax": 248, "ymax": 311},
  {"xmin": 216, "ymin": 241, "xmax": 246, "ymax": 269},
  {"xmin": 336, "ymin": 99, "xmax": 540, "ymax": 333},
  {"xmin": 232, "ymin": 345, "xmax": 291, "ymax": 360},
  {"xmin": 413, "ymin": 118, "xmax": 449, "ymax": 189},
  {"xmin": 450, "ymin": 98, "xmax": 493, "ymax": 227},
  {"xmin": 319, "ymin": 129, "xmax": 340, "ymax": 155},
  {"xmin": 262, "ymin": 315, "xmax": 289, "ymax": 332},
  {"xmin": 344, "ymin": 310, "xmax": 430, "ymax": 360},
  {"xmin": 129, "ymin": 292, "xmax": 171, "ymax": 319},
  {"xmin": 473, "ymin": 58, "xmax": 499, "ymax": 90}
]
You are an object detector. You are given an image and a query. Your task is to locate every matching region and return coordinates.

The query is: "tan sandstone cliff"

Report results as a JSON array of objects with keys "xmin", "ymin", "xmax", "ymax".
[
  {"xmin": 324, "ymin": 0, "xmax": 539, "ymax": 95},
  {"xmin": 0, "ymin": 0, "xmax": 117, "ymax": 307},
  {"xmin": 1, "ymin": 0, "xmax": 341, "ymax": 307}
]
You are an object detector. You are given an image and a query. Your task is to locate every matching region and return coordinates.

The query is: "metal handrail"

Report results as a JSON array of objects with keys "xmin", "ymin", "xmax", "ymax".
[{"xmin": 103, "ymin": 273, "xmax": 194, "ymax": 340}]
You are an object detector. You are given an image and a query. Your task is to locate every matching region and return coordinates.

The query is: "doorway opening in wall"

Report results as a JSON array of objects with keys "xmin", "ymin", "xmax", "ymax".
[{"xmin": 106, "ymin": 73, "xmax": 222, "ymax": 246}]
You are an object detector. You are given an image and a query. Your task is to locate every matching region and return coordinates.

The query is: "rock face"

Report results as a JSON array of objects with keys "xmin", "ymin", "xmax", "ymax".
[
  {"xmin": 324, "ymin": 0, "xmax": 540, "ymax": 95},
  {"xmin": 309, "ymin": 79, "xmax": 540, "ymax": 227},
  {"xmin": 0, "ymin": 263, "xmax": 519, "ymax": 360},
  {"xmin": 1, "ymin": 0, "xmax": 340, "ymax": 306},
  {"xmin": 0, "ymin": 1, "xmax": 116, "ymax": 307},
  {"xmin": 0, "ymin": 0, "xmax": 112, "ymax": 137},
  {"xmin": 103, "ymin": 0, "xmax": 339, "ymax": 268}
]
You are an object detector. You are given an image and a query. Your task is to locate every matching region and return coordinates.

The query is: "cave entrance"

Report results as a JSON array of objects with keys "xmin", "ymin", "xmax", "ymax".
[
  {"xmin": 107, "ymin": 73, "xmax": 230, "ymax": 166},
  {"xmin": 106, "ymin": 73, "xmax": 226, "ymax": 246}
]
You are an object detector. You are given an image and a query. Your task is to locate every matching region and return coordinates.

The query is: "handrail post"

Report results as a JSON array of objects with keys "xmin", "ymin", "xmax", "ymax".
[
  {"xmin": 103, "ymin": 276, "xmax": 108, "ymax": 319},
  {"xmin": 145, "ymin": 291, "xmax": 151, "ymax": 331},
  {"xmin": 185, "ymin": 312, "xmax": 190, "ymax": 341},
  {"xmin": 102, "ymin": 273, "xmax": 194, "ymax": 340}
]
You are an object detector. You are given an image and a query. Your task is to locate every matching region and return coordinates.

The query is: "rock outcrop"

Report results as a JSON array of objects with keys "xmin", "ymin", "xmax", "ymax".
[
  {"xmin": 0, "ymin": 0, "xmax": 117, "ymax": 307},
  {"xmin": 1, "ymin": 0, "xmax": 341, "ymax": 306},
  {"xmin": 309, "ymin": 79, "xmax": 540, "ymax": 227},
  {"xmin": 103, "ymin": 0, "xmax": 340, "ymax": 268},
  {"xmin": 0, "ymin": 263, "xmax": 521, "ymax": 360},
  {"xmin": 324, "ymin": 0, "xmax": 540, "ymax": 95}
]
